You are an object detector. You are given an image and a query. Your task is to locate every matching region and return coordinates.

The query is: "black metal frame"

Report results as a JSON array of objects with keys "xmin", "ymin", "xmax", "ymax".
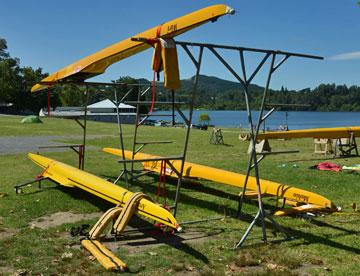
[
  {"xmin": 14, "ymin": 176, "xmax": 47, "ymax": 194},
  {"xmin": 173, "ymin": 40, "xmax": 323, "ymax": 248},
  {"xmin": 37, "ymin": 144, "xmax": 85, "ymax": 169},
  {"xmin": 107, "ymin": 44, "xmax": 204, "ymax": 218},
  {"xmin": 35, "ymin": 81, "xmax": 148, "ymax": 171},
  {"xmin": 210, "ymin": 128, "xmax": 225, "ymax": 145},
  {"xmin": 334, "ymin": 132, "xmax": 359, "ymax": 157},
  {"xmin": 36, "ymin": 83, "xmax": 91, "ymax": 170}
]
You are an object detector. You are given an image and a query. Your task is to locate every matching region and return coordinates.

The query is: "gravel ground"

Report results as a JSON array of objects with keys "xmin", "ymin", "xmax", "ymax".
[{"xmin": 0, "ymin": 135, "xmax": 93, "ymax": 155}]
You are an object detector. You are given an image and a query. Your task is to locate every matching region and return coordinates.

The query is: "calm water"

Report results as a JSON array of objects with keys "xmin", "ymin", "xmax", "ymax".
[{"xmin": 152, "ymin": 110, "xmax": 360, "ymax": 130}]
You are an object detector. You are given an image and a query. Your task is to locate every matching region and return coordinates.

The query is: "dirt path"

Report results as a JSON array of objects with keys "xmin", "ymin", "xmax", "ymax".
[{"xmin": 0, "ymin": 135, "xmax": 99, "ymax": 155}]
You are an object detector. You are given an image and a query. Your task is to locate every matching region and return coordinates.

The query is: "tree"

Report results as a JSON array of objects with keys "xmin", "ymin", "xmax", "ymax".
[
  {"xmin": 59, "ymin": 84, "xmax": 84, "ymax": 107},
  {"xmin": 19, "ymin": 66, "xmax": 51, "ymax": 112},
  {"xmin": 0, "ymin": 55, "xmax": 21, "ymax": 104},
  {"xmin": 112, "ymin": 76, "xmax": 140, "ymax": 102},
  {"xmin": 199, "ymin": 112, "xmax": 211, "ymax": 125},
  {"xmin": 112, "ymin": 76, "xmax": 149, "ymax": 113},
  {"xmin": 0, "ymin": 37, "xmax": 54, "ymax": 112},
  {"xmin": 0, "ymin": 38, "xmax": 9, "ymax": 59}
]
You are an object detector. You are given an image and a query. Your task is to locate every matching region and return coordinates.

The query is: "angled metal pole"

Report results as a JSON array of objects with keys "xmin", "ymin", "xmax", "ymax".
[
  {"xmin": 248, "ymin": 53, "xmax": 277, "ymax": 242},
  {"xmin": 235, "ymin": 53, "xmax": 293, "ymax": 249},
  {"xmin": 130, "ymin": 85, "xmax": 143, "ymax": 175},
  {"xmin": 114, "ymin": 88, "xmax": 129, "ymax": 187},
  {"xmin": 237, "ymin": 53, "xmax": 273, "ymax": 214},
  {"xmin": 81, "ymin": 85, "xmax": 89, "ymax": 170},
  {"xmin": 171, "ymin": 89, "xmax": 176, "ymax": 126},
  {"xmin": 173, "ymin": 46, "xmax": 204, "ymax": 217},
  {"xmin": 240, "ymin": 79, "xmax": 267, "ymax": 242},
  {"xmin": 207, "ymin": 46, "xmax": 283, "ymax": 247}
]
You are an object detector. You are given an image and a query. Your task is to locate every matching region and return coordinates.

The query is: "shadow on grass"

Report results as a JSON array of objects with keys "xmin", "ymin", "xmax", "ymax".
[
  {"xmin": 125, "ymin": 176, "xmax": 360, "ymax": 255},
  {"xmin": 107, "ymin": 174, "xmax": 281, "ymax": 216},
  {"xmin": 309, "ymin": 218, "xmax": 359, "ymax": 236},
  {"xmin": 109, "ymin": 217, "xmax": 213, "ymax": 264},
  {"xmin": 286, "ymin": 223, "xmax": 360, "ymax": 254},
  {"xmin": 210, "ymin": 143, "xmax": 233, "ymax": 147},
  {"xmin": 58, "ymin": 186, "xmax": 210, "ymax": 263},
  {"xmin": 40, "ymin": 178, "xmax": 360, "ymax": 258},
  {"xmin": 58, "ymin": 186, "xmax": 113, "ymax": 211},
  {"xmin": 127, "ymin": 231, "xmax": 210, "ymax": 264},
  {"xmin": 230, "ymin": 212, "xmax": 360, "ymax": 254}
]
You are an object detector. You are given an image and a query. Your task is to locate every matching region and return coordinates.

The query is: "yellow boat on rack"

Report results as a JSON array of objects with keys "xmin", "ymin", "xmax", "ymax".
[
  {"xmin": 31, "ymin": 4, "xmax": 234, "ymax": 92},
  {"xmin": 28, "ymin": 153, "xmax": 179, "ymax": 230},
  {"xmin": 103, "ymin": 148, "xmax": 338, "ymax": 215},
  {"xmin": 257, "ymin": 126, "xmax": 360, "ymax": 140}
]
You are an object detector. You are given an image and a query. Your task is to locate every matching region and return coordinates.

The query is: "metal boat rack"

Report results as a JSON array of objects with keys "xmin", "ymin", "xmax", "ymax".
[
  {"xmin": 171, "ymin": 40, "xmax": 323, "ymax": 248},
  {"xmin": 32, "ymin": 39, "xmax": 323, "ymax": 248}
]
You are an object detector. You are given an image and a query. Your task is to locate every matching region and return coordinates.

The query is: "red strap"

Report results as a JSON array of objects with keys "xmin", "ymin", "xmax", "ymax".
[
  {"xmin": 149, "ymin": 70, "xmax": 157, "ymax": 113},
  {"xmin": 161, "ymin": 160, "xmax": 167, "ymax": 182},
  {"xmin": 36, "ymin": 164, "xmax": 50, "ymax": 179},
  {"xmin": 149, "ymin": 24, "xmax": 163, "ymax": 114},
  {"xmin": 78, "ymin": 145, "xmax": 84, "ymax": 169},
  {"xmin": 156, "ymin": 24, "xmax": 162, "ymax": 37},
  {"xmin": 47, "ymin": 86, "xmax": 51, "ymax": 116},
  {"xmin": 156, "ymin": 160, "xmax": 167, "ymax": 204}
]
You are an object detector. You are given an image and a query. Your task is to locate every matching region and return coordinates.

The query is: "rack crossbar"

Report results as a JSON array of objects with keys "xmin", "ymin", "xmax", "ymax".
[{"xmin": 118, "ymin": 156, "xmax": 183, "ymax": 163}]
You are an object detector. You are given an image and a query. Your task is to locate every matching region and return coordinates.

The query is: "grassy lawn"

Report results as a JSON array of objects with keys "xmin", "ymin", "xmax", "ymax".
[{"xmin": 0, "ymin": 115, "xmax": 360, "ymax": 275}]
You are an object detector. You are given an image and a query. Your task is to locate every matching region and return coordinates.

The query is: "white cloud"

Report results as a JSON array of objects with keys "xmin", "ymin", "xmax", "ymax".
[{"xmin": 328, "ymin": 51, "xmax": 360, "ymax": 61}]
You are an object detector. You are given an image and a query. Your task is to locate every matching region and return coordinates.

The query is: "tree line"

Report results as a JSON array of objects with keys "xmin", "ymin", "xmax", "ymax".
[
  {"xmin": 0, "ymin": 38, "xmax": 52, "ymax": 113},
  {"xmin": 178, "ymin": 76, "xmax": 360, "ymax": 112},
  {"xmin": 1, "ymin": 37, "xmax": 360, "ymax": 113},
  {"xmin": 0, "ymin": 38, "xmax": 140, "ymax": 113},
  {"xmin": 196, "ymin": 83, "xmax": 360, "ymax": 112}
]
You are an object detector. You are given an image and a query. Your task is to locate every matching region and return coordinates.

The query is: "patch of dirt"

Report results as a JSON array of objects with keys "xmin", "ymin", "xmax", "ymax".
[
  {"xmin": 0, "ymin": 266, "xmax": 15, "ymax": 275},
  {"xmin": 224, "ymin": 262, "xmax": 264, "ymax": 275},
  {"xmin": 28, "ymin": 212, "xmax": 102, "ymax": 230},
  {"xmin": 0, "ymin": 216, "xmax": 18, "ymax": 240},
  {"xmin": 223, "ymin": 262, "xmax": 325, "ymax": 276},
  {"xmin": 0, "ymin": 227, "xmax": 18, "ymax": 240},
  {"xmin": 293, "ymin": 263, "xmax": 325, "ymax": 275}
]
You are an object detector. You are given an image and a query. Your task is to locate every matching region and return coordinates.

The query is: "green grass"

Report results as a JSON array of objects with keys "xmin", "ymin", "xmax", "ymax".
[{"xmin": 0, "ymin": 115, "xmax": 360, "ymax": 275}]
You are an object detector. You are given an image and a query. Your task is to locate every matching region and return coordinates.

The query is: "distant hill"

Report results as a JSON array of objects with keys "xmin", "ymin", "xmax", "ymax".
[
  {"xmin": 136, "ymin": 74, "xmax": 267, "ymax": 110},
  {"xmin": 180, "ymin": 75, "xmax": 264, "ymax": 94},
  {"xmin": 137, "ymin": 74, "xmax": 263, "ymax": 93},
  {"xmin": 133, "ymin": 75, "xmax": 360, "ymax": 111}
]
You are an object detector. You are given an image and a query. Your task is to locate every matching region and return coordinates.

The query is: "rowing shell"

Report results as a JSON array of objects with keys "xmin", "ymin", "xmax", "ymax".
[
  {"xmin": 103, "ymin": 148, "xmax": 338, "ymax": 215},
  {"xmin": 257, "ymin": 126, "xmax": 360, "ymax": 140},
  {"xmin": 28, "ymin": 153, "xmax": 180, "ymax": 230},
  {"xmin": 31, "ymin": 4, "xmax": 234, "ymax": 92}
]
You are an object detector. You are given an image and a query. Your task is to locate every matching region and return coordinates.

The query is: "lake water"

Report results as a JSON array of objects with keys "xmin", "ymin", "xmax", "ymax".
[{"xmin": 152, "ymin": 110, "xmax": 360, "ymax": 130}]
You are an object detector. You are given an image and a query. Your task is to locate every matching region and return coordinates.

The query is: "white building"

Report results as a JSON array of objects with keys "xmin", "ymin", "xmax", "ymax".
[{"xmin": 40, "ymin": 99, "xmax": 136, "ymax": 124}]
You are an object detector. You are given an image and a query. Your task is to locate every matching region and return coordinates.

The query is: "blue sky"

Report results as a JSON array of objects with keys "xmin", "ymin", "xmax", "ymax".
[{"xmin": 1, "ymin": 0, "xmax": 359, "ymax": 90}]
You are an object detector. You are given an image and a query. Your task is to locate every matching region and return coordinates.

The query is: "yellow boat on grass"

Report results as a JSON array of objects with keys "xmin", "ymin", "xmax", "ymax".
[
  {"xmin": 28, "ymin": 153, "xmax": 180, "ymax": 230},
  {"xmin": 257, "ymin": 126, "xmax": 360, "ymax": 140},
  {"xmin": 103, "ymin": 148, "xmax": 338, "ymax": 215}
]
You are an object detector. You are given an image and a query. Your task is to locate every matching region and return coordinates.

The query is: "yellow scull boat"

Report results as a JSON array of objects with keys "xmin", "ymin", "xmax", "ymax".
[{"xmin": 28, "ymin": 153, "xmax": 180, "ymax": 230}]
